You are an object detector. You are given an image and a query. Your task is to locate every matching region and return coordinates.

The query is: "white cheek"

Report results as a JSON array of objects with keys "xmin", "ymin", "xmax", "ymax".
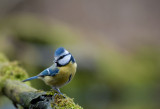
[{"xmin": 58, "ymin": 55, "xmax": 71, "ymax": 65}]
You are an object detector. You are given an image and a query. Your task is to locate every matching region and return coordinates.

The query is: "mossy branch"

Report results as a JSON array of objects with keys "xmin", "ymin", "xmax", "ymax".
[{"xmin": 0, "ymin": 53, "xmax": 82, "ymax": 109}]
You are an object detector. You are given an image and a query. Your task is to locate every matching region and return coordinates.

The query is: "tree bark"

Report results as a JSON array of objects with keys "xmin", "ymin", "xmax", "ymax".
[{"xmin": 2, "ymin": 79, "xmax": 53, "ymax": 109}]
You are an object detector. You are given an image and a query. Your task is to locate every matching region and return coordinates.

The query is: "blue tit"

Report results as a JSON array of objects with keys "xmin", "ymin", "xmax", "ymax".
[{"xmin": 23, "ymin": 47, "xmax": 77, "ymax": 95}]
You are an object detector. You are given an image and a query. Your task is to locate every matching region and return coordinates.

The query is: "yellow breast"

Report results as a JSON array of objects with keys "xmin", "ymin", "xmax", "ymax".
[{"xmin": 43, "ymin": 62, "xmax": 77, "ymax": 88}]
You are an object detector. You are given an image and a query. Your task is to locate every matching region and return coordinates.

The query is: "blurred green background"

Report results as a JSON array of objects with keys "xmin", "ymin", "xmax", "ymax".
[{"xmin": 0, "ymin": 0, "xmax": 160, "ymax": 109}]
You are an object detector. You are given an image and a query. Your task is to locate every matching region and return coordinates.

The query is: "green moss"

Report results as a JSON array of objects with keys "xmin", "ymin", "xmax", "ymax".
[
  {"xmin": 50, "ymin": 94, "xmax": 82, "ymax": 109},
  {"xmin": 46, "ymin": 90, "xmax": 82, "ymax": 108},
  {"xmin": 0, "ymin": 53, "xmax": 30, "ymax": 92},
  {"xmin": 0, "ymin": 61, "xmax": 28, "ymax": 80},
  {"xmin": 36, "ymin": 90, "xmax": 44, "ymax": 93},
  {"xmin": 0, "ymin": 53, "xmax": 9, "ymax": 63},
  {"xmin": 15, "ymin": 95, "xmax": 20, "ymax": 102},
  {"xmin": 46, "ymin": 90, "xmax": 55, "ymax": 96}
]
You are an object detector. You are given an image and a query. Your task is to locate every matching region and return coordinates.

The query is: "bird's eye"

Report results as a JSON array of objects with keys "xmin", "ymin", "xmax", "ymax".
[{"xmin": 58, "ymin": 55, "xmax": 65, "ymax": 60}]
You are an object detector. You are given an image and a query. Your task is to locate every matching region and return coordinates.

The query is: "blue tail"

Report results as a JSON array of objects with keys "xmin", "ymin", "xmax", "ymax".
[{"xmin": 22, "ymin": 76, "xmax": 38, "ymax": 82}]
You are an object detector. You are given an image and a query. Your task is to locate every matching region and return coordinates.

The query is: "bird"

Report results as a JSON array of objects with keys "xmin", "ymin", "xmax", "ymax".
[{"xmin": 23, "ymin": 47, "xmax": 77, "ymax": 95}]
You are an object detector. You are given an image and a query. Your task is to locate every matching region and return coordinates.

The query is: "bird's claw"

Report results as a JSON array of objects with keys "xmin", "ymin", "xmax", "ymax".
[{"xmin": 54, "ymin": 93, "xmax": 66, "ymax": 98}]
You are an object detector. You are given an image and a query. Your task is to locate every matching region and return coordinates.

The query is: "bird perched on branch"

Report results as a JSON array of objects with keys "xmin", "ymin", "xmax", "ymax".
[{"xmin": 23, "ymin": 47, "xmax": 77, "ymax": 95}]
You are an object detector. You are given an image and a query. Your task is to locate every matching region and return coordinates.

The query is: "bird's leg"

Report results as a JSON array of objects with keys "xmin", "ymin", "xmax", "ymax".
[
  {"xmin": 52, "ymin": 87, "xmax": 66, "ymax": 98},
  {"xmin": 53, "ymin": 87, "xmax": 62, "ymax": 94}
]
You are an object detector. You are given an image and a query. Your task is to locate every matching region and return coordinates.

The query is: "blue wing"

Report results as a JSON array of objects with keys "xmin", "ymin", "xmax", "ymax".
[
  {"xmin": 38, "ymin": 64, "xmax": 59, "ymax": 77},
  {"xmin": 23, "ymin": 64, "xmax": 59, "ymax": 82}
]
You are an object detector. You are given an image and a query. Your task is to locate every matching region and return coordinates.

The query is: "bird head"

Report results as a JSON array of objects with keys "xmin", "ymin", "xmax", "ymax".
[{"xmin": 54, "ymin": 47, "xmax": 74, "ymax": 67}]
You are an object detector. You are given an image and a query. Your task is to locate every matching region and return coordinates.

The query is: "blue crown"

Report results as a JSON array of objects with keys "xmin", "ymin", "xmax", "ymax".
[{"xmin": 54, "ymin": 47, "xmax": 65, "ymax": 57}]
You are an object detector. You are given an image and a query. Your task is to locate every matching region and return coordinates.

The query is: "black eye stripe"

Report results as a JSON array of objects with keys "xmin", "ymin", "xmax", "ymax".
[
  {"xmin": 57, "ymin": 53, "xmax": 70, "ymax": 61},
  {"xmin": 59, "ymin": 55, "xmax": 65, "ymax": 60}
]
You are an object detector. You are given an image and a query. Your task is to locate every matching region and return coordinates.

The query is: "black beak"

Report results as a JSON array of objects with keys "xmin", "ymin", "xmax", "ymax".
[{"xmin": 53, "ymin": 60, "xmax": 57, "ymax": 63}]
